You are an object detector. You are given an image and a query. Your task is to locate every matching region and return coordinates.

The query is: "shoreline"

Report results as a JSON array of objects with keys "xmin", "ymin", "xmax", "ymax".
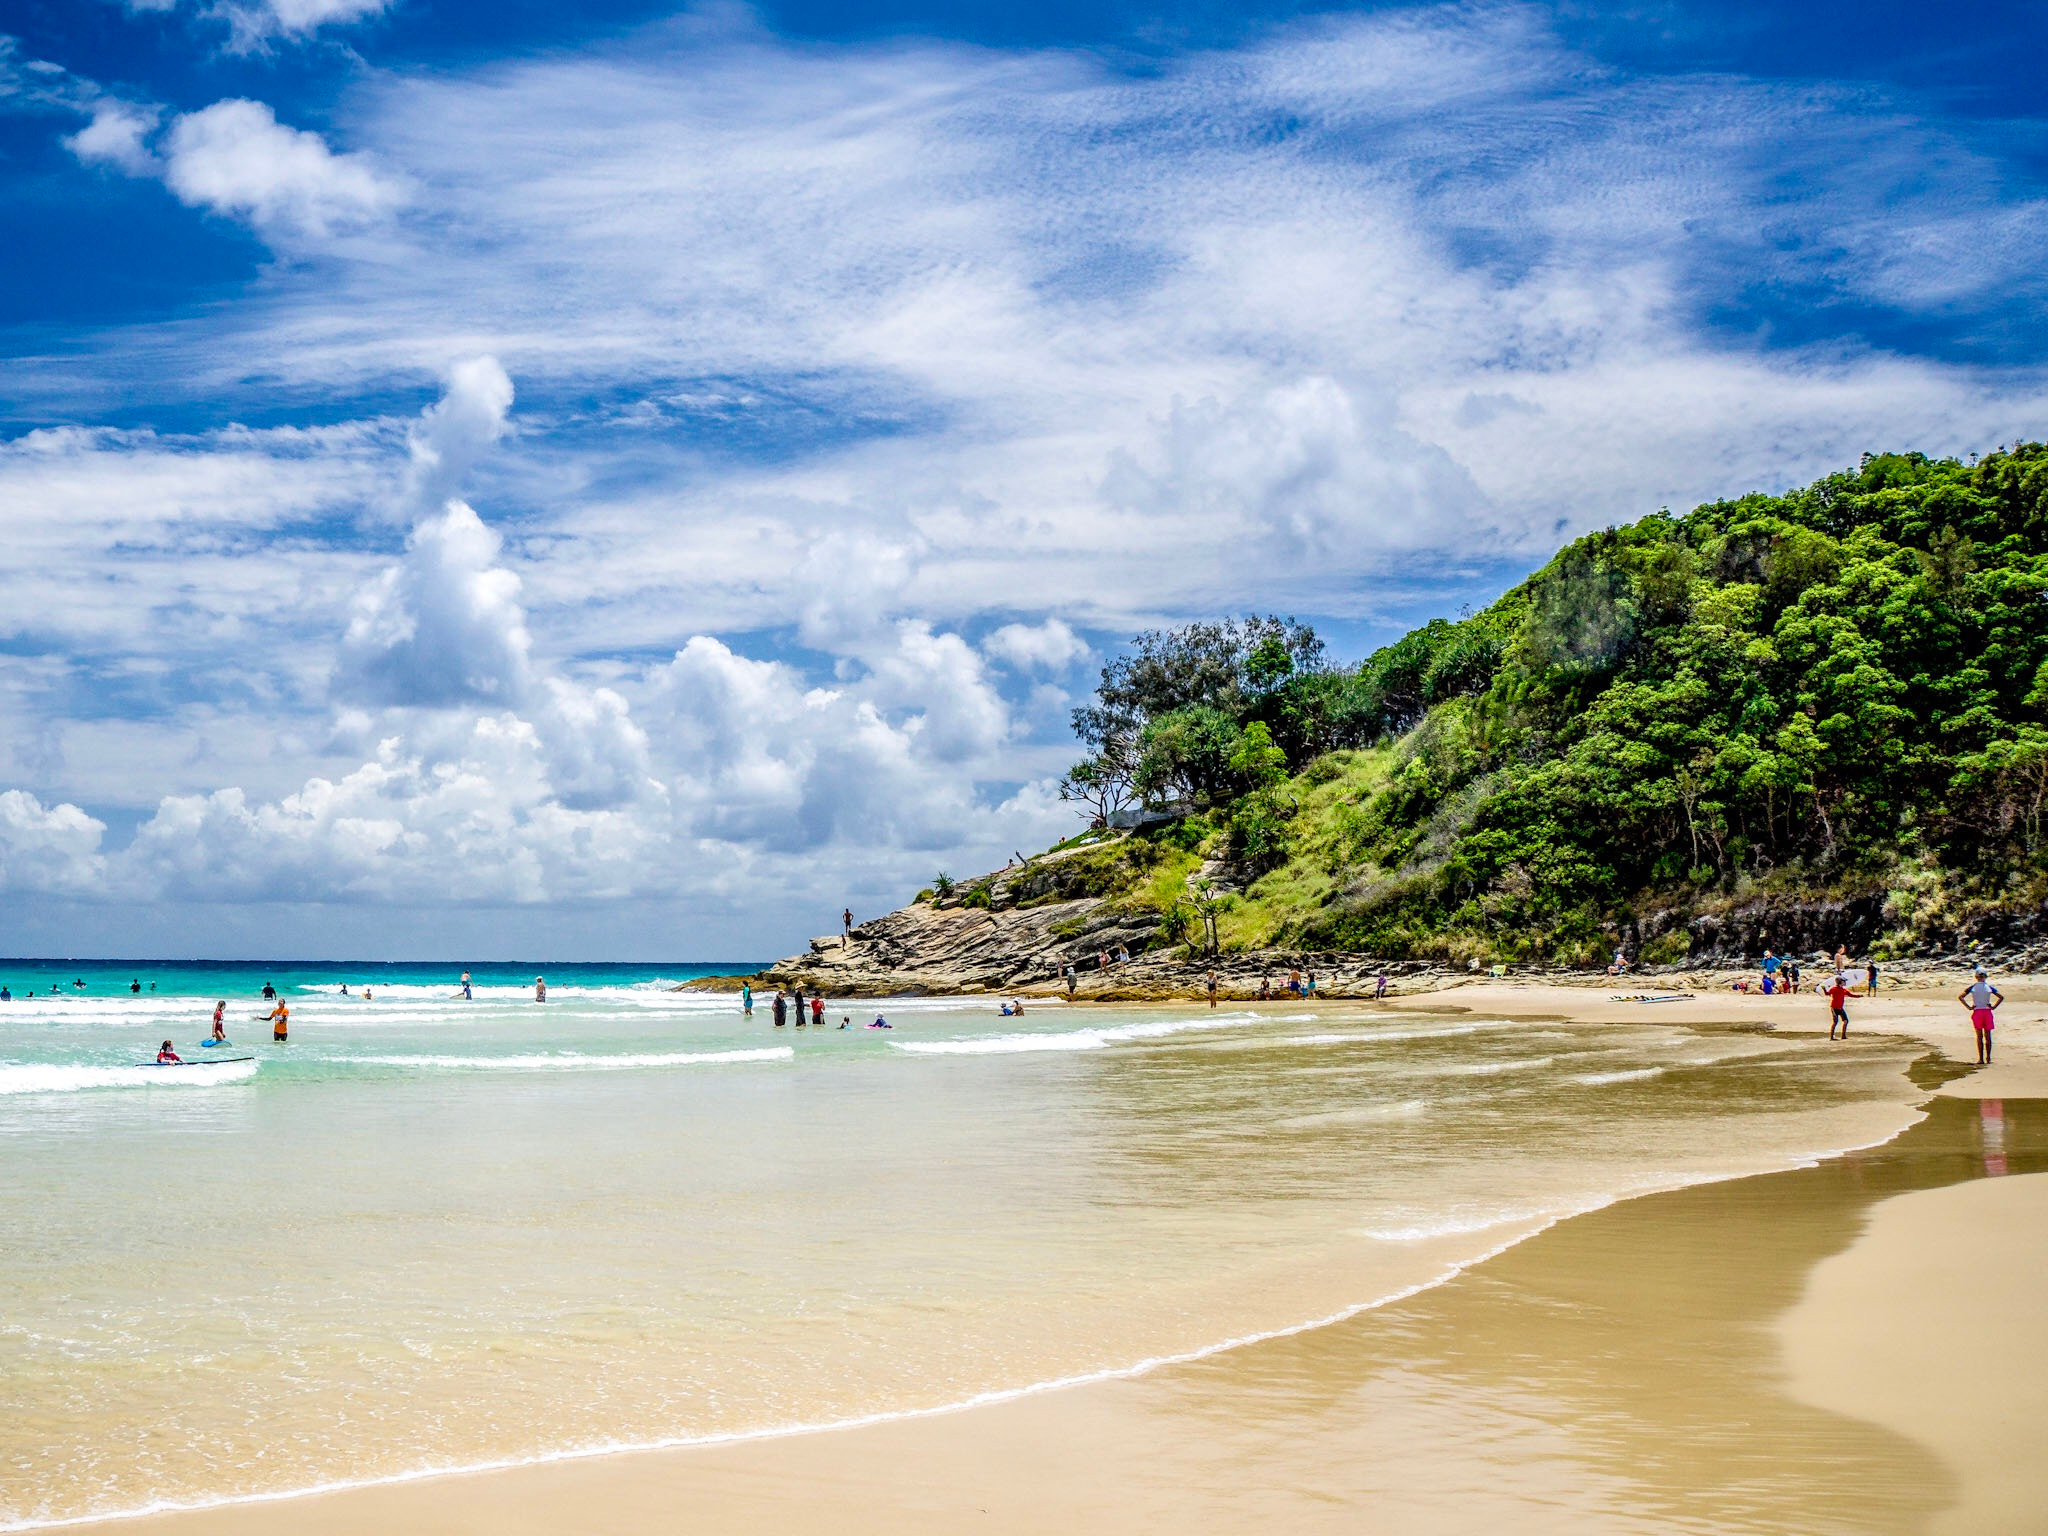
[{"xmin": 35, "ymin": 983, "xmax": 2047, "ymax": 1534}]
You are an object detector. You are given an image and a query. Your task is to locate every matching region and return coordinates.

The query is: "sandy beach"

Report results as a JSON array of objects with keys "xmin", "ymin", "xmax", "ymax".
[{"xmin": 64, "ymin": 977, "xmax": 2044, "ymax": 1536}]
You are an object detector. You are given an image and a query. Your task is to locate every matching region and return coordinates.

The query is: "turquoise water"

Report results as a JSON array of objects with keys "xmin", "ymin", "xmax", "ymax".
[{"xmin": 0, "ymin": 971, "xmax": 1933, "ymax": 1529}]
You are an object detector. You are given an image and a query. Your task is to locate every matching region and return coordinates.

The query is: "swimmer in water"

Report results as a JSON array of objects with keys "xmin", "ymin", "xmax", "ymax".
[
  {"xmin": 839, "ymin": 1015, "xmax": 850, "ymax": 1029},
  {"xmin": 460, "ymin": 971, "xmax": 472, "ymax": 1000},
  {"xmin": 868, "ymin": 1015, "xmax": 892, "ymax": 1029},
  {"xmin": 535, "ymin": 977, "xmax": 547, "ymax": 1003},
  {"xmin": 156, "ymin": 1040, "xmax": 181, "ymax": 1063}
]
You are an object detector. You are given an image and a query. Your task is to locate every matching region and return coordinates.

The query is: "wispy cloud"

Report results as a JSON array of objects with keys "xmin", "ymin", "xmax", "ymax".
[{"xmin": 5, "ymin": 3, "xmax": 2048, "ymax": 949}]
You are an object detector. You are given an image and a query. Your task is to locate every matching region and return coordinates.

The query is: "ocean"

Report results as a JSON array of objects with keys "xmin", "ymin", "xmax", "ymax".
[{"xmin": 0, "ymin": 962, "xmax": 1929, "ymax": 1528}]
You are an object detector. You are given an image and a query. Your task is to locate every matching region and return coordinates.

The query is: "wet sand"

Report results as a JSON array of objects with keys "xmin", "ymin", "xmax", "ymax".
[{"xmin": 82, "ymin": 983, "xmax": 2048, "ymax": 1536}]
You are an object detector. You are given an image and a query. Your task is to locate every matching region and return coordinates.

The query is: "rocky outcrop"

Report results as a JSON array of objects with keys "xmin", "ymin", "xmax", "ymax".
[
  {"xmin": 751, "ymin": 895, "xmax": 1146, "ymax": 996},
  {"xmin": 741, "ymin": 886, "xmax": 1450, "ymax": 999}
]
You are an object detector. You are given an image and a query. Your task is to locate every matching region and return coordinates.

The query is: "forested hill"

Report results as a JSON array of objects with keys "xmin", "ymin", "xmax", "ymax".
[{"xmin": 1043, "ymin": 444, "xmax": 2048, "ymax": 966}]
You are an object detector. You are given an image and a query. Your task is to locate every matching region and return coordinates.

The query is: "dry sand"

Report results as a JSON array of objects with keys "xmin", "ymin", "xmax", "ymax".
[{"xmin": 84, "ymin": 981, "xmax": 2048, "ymax": 1536}]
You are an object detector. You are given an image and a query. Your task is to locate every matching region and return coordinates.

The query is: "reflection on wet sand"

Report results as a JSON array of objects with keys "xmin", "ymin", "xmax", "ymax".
[
  {"xmin": 110, "ymin": 1093, "xmax": 2046, "ymax": 1536},
  {"xmin": 1136, "ymin": 1091, "xmax": 2046, "ymax": 1534}
]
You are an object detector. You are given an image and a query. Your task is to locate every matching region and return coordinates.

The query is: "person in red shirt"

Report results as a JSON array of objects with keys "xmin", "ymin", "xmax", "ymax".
[
  {"xmin": 1826, "ymin": 974, "xmax": 1859, "ymax": 1040},
  {"xmin": 156, "ymin": 1040, "xmax": 181, "ymax": 1063}
]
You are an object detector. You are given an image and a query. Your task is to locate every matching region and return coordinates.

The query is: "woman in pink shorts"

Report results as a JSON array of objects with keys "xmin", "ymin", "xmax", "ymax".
[{"xmin": 1958, "ymin": 968, "xmax": 2003, "ymax": 1065}]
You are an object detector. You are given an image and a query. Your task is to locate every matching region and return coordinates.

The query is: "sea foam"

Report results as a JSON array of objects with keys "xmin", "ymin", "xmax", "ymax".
[
  {"xmin": 0, "ymin": 1059, "xmax": 258, "ymax": 1095},
  {"xmin": 892, "ymin": 1011, "xmax": 1262, "ymax": 1056}
]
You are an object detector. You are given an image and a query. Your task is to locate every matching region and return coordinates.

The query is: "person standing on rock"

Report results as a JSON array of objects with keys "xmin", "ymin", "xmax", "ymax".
[
  {"xmin": 1960, "ymin": 968, "xmax": 2003, "ymax": 1065},
  {"xmin": 843, "ymin": 908, "xmax": 853, "ymax": 945}
]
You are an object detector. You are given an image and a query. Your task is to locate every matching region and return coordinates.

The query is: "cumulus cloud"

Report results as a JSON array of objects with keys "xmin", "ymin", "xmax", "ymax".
[
  {"xmin": 0, "ymin": 792, "xmax": 107, "ymax": 896},
  {"xmin": 648, "ymin": 633, "xmax": 1061, "ymax": 857},
  {"xmin": 64, "ymin": 100, "xmax": 160, "ymax": 175},
  {"xmin": 338, "ymin": 360, "xmax": 529, "ymax": 706},
  {"xmin": 338, "ymin": 499, "xmax": 533, "ymax": 707},
  {"xmin": 404, "ymin": 356, "xmax": 515, "ymax": 515},
  {"xmin": 983, "ymin": 618, "xmax": 1089, "ymax": 673},
  {"xmin": 162, "ymin": 99, "xmax": 395, "ymax": 235},
  {"xmin": 12, "ymin": 7, "xmax": 2048, "ymax": 948},
  {"xmin": 119, "ymin": 728, "xmax": 650, "ymax": 906}
]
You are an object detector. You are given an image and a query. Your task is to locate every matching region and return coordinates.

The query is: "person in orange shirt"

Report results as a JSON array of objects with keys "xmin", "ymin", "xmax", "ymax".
[{"xmin": 265, "ymin": 1000, "xmax": 290, "ymax": 1042}]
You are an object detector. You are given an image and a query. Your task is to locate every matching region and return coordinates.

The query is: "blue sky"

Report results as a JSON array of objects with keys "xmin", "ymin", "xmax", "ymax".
[{"xmin": 1, "ymin": 0, "xmax": 2044, "ymax": 959}]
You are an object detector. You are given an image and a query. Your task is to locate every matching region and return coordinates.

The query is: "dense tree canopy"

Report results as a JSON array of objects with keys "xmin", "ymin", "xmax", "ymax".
[{"xmin": 1059, "ymin": 444, "xmax": 2048, "ymax": 959}]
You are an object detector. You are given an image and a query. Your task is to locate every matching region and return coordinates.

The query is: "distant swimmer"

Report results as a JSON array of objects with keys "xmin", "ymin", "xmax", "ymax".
[
  {"xmin": 339, "ymin": 984, "xmax": 350, "ymax": 995},
  {"xmin": 363, "ymin": 987, "xmax": 373, "ymax": 1001},
  {"xmin": 810, "ymin": 995, "xmax": 824, "ymax": 1026},
  {"xmin": 1960, "ymin": 967, "xmax": 2004, "ymax": 1065},
  {"xmin": 535, "ymin": 977, "xmax": 547, "ymax": 1003},
  {"xmin": 131, "ymin": 979, "xmax": 141, "ymax": 993},
  {"xmin": 742, "ymin": 982, "xmax": 753, "ymax": 1017},
  {"xmin": 261, "ymin": 982, "xmax": 276, "ymax": 1000},
  {"xmin": 773, "ymin": 990, "xmax": 788, "ymax": 1028},
  {"xmin": 460, "ymin": 971, "xmax": 473, "ymax": 1000},
  {"xmin": 839, "ymin": 1015, "xmax": 850, "ymax": 1029},
  {"xmin": 1000, "ymin": 1002, "xmax": 1016, "ymax": 1016},
  {"xmin": 157, "ymin": 1040, "xmax": 182, "ymax": 1063},
  {"xmin": 211, "ymin": 1002, "xmax": 227, "ymax": 1041},
  {"xmin": 869, "ymin": 1015, "xmax": 892, "ymax": 1029},
  {"xmin": 74, "ymin": 978, "xmax": 86, "ymax": 989},
  {"xmin": 265, "ymin": 1001, "xmax": 290, "ymax": 1042},
  {"xmin": 0, "ymin": 986, "xmax": 10, "ymax": 1001}
]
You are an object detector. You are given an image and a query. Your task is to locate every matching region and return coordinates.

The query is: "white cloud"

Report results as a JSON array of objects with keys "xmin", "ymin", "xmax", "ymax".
[
  {"xmin": 64, "ymin": 100, "xmax": 161, "ymax": 176},
  {"xmin": 121, "ymin": 0, "xmax": 394, "ymax": 49},
  {"xmin": 338, "ymin": 501, "xmax": 533, "ymax": 707},
  {"xmin": 404, "ymin": 355, "xmax": 514, "ymax": 515},
  {"xmin": 162, "ymin": 99, "xmax": 396, "ymax": 235},
  {"xmin": 11, "ymin": 8, "xmax": 2048, "ymax": 949},
  {"xmin": 983, "ymin": 618, "xmax": 1089, "ymax": 673},
  {"xmin": 0, "ymin": 792, "xmax": 107, "ymax": 896}
]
